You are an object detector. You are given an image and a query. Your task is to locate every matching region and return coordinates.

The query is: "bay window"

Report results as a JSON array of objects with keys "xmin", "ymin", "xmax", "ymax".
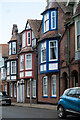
[
  {"xmin": 20, "ymin": 55, "xmax": 24, "ymax": 70},
  {"xmin": 43, "ymin": 10, "xmax": 57, "ymax": 33},
  {"xmin": 51, "ymin": 75, "xmax": 56, "ymax": 96},
  {"xmin": 27, "ymin": 31, "xmax": 31, "ymax": 46},
  {"xmin": 49, "ymin": 40, "xmax": 57, "ymax": 61},
  {"xmin": 32, "ymin": 80, "xmax": 36, "ymax": 98},
  {"xmin": 44, "ymin": 12, "xmax": 49, "ymax": 32},
  {"xmin": 25, "ymin": 54, "xmax": 32, "ymax": 70},
  {"xmin": 27, "ymin": 80, "xmax": 30, "ymax": 97},
  {"xmin": 22, "ymin": 32, "xmax": 26, "ymax": 47},
  {"xmin": 43, "ymin": 76, "xmax": 47, "ymax": 96},
  {"xmin": 41, "ymin": 42, "xmax": 46, "ymax": 63},
  {"xmin": 77, "ymin": 21, "xmax": 80, "ymax": 50},
  {"xmin": 11, "ymin": 61, "xmax": 16, "ymax": 74}
]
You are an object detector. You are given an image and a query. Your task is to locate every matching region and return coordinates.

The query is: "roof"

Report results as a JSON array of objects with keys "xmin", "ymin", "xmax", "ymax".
[
  {"xmin": 0, "ymin": 44, "xmax": 8, "ymax": 58},
  {"xmin": 41, "ymin": 1, "xmax": 72, "ymax": 15},
  {"xmin": 27, "ymin": 19, "xmax": 42, "ymax": 39}
]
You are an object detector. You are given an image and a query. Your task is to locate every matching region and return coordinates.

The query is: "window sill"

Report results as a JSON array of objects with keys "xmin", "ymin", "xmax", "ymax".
[
  {"xmin": 50, "ymin": 96, "xmax": 57, "ymax": 98},
  {"xmin": 42, "ymin": 96, "xmax": 48, "ymax": 98}
]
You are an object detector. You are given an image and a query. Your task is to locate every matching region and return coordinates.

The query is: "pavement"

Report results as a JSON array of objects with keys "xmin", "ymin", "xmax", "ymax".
[{"xmin": 12, "ymin": 102, "xmax": 57, "ymax": 110}]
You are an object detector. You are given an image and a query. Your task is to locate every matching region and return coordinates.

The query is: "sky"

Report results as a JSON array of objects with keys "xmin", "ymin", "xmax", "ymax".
[{"xmin": 0, "ymin": 0, "xmax": 46, "ymax": 44}]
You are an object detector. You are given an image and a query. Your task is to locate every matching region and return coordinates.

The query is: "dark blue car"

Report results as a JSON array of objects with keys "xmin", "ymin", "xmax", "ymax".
[{"xmin": 57, "ymin": 87, "xmax": 80, "ymax": 119}]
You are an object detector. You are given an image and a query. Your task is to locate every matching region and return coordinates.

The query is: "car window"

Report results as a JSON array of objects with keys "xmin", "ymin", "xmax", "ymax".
[
  {"xmin": 64, "ymin": 89, "xmax": 70, "ymax": 95},
  {"xmin": 76, "ymin": 89, "xmax": 80, "ymax": 98},
  {"xmin": 67, "ymin": 89, "xmax": 76, "ymax": 97}
]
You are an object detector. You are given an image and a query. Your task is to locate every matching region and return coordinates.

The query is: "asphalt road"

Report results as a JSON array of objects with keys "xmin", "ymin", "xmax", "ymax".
[{"xmin": 1, "ymin": 106, "xmax": 80, "ymax": 120}]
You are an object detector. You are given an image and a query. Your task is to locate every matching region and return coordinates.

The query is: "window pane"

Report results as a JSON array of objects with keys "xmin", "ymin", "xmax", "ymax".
[
  {"xmin": 44, "ymin": 13, "xmax": 49, "ymax": 32},
  {"xmin": 11, "ymin": 61, "xmax": 16, "ymax": 74},
  {"xmin": 50, "ymin": 41, "xmax": 57, "ymax": 60},
  {"xmin": 25, "ymin": 54, "xmax": 32, "ymax": 69},
  {"xmin": 27, "ymin": 81, "xmax": 30, "ymax": 97},
  {"xmin": 51, "ymin": 75, "xmax": 56, "ymax": 96},
  {"xmin": 20, "ymin": 55, "xmax": 24, "ymax": 70},
  {"xmin": 41, "ymin": 42, "xmax": 46, "ymax": 62},
  {"xmin": 33, "ymin": 80, "xmax": 36, "ymax": 97},
  {"xmin": 23, "ymin": 32, "xmax": 26, "ymax": 47},
  {"xmin": 9, "ymin": 43, "xmax": 11, "ymax": 55},
  {"xmin": 43, "ymin": 76, "xmax": 47, "ymax": 96},
  {"xmin": 77, "ymin": 36, "xmax": 80, "ymax": 50},
  {"xmin": 77, "ymin": 21, "xmax": 80, "ymax": 35},
  {"xmin": 27, "ymin": 32, "xmax": 31, "ymax": 45},
  {"xmin": 51, "ymin": 11, "xmax": 56, "ymax": 29},
  {"xmin": 12, "ymin": 42, "xmax": 16, "ymax": 54}
]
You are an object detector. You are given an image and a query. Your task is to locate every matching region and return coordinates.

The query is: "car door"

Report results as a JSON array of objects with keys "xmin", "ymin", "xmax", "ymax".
[
  {"xmin": 65, "ymin": 89, "xmax": 79, "ymax": 112},
  {"xmin": 76, "ymin": 88, "xmax": 80, "ymax": 112}
]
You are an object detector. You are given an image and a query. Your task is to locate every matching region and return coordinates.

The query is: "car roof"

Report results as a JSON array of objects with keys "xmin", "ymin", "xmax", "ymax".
[{"xmin": 65, "ymin": 87, "xmax": 80, "ymax": 91}]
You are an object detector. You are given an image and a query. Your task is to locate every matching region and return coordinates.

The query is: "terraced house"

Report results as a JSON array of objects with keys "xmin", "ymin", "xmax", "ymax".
[
  {"xmin": 6, "ymin": 24, "xmax": 21, "ymax": 102},
  {"xmin": 17, "ymin": 19, "xmax": 41, "ymax": 103},
  {"xmin": 60, "ymin": 1, "xmax": 80, "ymax": 95},
  {"xmin": 38, "ymin": 0, "xmax": 80, "ymax": 104}
]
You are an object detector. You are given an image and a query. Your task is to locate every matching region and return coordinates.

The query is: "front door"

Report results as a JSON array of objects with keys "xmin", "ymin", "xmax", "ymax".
[{"xmin": 17, "ymin": 80, "xmax": 25, "ymax": 103}]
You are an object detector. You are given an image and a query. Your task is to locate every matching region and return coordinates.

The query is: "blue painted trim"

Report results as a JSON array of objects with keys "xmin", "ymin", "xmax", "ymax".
[
  {"xmin": 39, "ymin": 39, "xmax": 59, "ymax": 74},
  {"xmin": 43, "ymin": 9, "xmax": 58, "ymax": 34},
  {"xmin": 50, "ymin": 96, "xmax": 57, "ymax": 98},
  {"xmin": 42, "ymin": 96, "xmax": 48, "ymax": 98}
]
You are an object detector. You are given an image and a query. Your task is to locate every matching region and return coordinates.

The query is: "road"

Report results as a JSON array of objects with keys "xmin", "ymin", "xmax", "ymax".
[{"xmin": 1, "ymin": 105, "xmax": 80, "ymax": 120}]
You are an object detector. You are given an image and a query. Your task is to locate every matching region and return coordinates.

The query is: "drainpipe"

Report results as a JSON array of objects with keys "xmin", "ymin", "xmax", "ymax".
[
  {"xmin": 36, "ymin": 41, "xmax": 38, "ymax": 104},
  {"xmin": 68, "ymin": 28, "xmax": 70, "ymax": 88}
]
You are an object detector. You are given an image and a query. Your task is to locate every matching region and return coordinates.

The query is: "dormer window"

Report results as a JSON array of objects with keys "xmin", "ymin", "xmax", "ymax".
[
  {"xmin": 27, "ymin": 31, "xmax": 31, "ymax": 46},
  {"xmin": 22, "ymin": 32, "xmax": 26, "ymax": 47},
  {"xmin": 43, "ymin": 10, "xmax": 57, "ymax": 33}
]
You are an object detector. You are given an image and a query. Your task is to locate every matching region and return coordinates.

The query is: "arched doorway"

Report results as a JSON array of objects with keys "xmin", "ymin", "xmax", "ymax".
[
  {"xmin": 71, "ymin": 70, "xmax": 78, "ymax": 87},
  {"xmin": 62, "ymin": 72, "xmax": 69, "ymax": 90}
]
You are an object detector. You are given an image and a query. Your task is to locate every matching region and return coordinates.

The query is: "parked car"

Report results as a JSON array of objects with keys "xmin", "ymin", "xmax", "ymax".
[
  {"xmin": 0, "ymin": 91, "xmax": 11, "ymax": 105},
  {"xmin": 57, "ymin": 87, "xmax": 80, "ymax": 119}
]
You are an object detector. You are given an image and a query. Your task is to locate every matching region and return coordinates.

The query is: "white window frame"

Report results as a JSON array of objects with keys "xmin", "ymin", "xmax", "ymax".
[
  {"xmin": 75, "ymin": 18, "xmax": 80, "ymax": 51},
  {"xmin": 41, "ymin": 41, "xmax": 46, "ymax": 63},
  {"xmin": 22, "ymin": 32, "xmax": 26, "ymax": 47},
  {"xmin": 49, "ymin": 40, "xmax": 58, "ymax": 61},
  {"xmin": 25, "ymin": 53, "xmax": 32, "ymax": 70},
  {"xmin": 7, "ymin": 62, "xmax": 10, "ymax": 75},
  {"xmin": 20, "ymin": 55, "xmax": 24, "ymax": 71},
  {"xmin": 10, "ymin": 83, "xmax": 13, "ymax": 97},
  {"xmin": 43, "ymin": 76, "xmax": 48, "ymax": 96},
  {"xmin": 32, "ymin": 80, "xmax": 36, "ymax": 98},
  {"xmin": 27, "ymin": 31, "xmax": 31, "ymax": 46},
  {"xmin": 11, "ymin": 61, "xmax": 16, "ymax": 74},
  {"xmin": 44, "ymin": 12, "xmax": 49, "ymax": 32},
  {"xmin": 14, "ymin": 83, "xmax": 16, "ymax": 97},
  {"xmin": 51, "ymin": 75, "xmax": 56, "ymax": 97},
  {"xmin": 27, "ymin": 80, "xmax": 30, "ymax": 97},
  {"xmin": 77, "ymin": 20, "xmax": 80, "ymax": 51},
  {"xmin": 9, "ymin": 43, "xmax": 11, "ymax": 55},
  {"xmin": 51, "ymin": 11, "xmax": 56, "ymax": 30}
]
